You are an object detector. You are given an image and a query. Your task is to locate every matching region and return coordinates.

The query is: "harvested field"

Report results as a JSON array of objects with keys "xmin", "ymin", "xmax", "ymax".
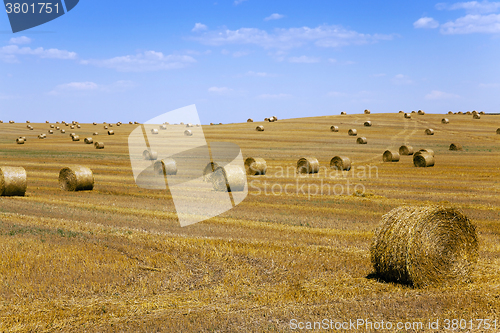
[{"xmin": 0, "ymin": 113, "xmax": 499, "ymax": 331}]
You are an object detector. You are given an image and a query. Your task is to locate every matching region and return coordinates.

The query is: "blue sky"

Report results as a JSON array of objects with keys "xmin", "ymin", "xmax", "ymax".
[{"xmin": 1, "ymin": 0, "xmax": 500, "ymax": 124}]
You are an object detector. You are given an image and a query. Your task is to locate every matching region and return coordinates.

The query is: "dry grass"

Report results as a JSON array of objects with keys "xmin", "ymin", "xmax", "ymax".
[{"xmin": 0, "ymin": 114, "xmax": 499, "ymax": 331}]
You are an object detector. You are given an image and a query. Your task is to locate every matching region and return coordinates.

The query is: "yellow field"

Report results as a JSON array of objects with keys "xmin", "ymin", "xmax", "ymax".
[{"xmin": 0, "ymin": 113, "xmax": 499, "ymax": 332}]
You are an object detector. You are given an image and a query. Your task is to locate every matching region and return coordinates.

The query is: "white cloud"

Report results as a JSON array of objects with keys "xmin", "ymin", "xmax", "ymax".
[
  {"xmin": 264, "ymin": 13, "xmax": 285, "ymax": 21},
  {"xmin": 440, "ymin": 13, "xmax": 500, "ymax": 33},
  {"xmin": 256, "ymin": 93, "xmax": 291, "ymax": 99},
  {"xmin": 208, "ymin": 86, "xmax": 232, "ymax": 94},
  {"xmin": 234, "ymin": 0, "xmax": 247, "ymax": 5},
  {"xmin": 288, "ymin": 55, "xmax": 320, "ymax": 63},
  {"xmin": 436, "ymin": 1, "xmax": 500, "ymax": 14},
  {"xmin": 246, "ymin": 71, "xmax": 274, "ymax": 77},
  {"xmin": 414, "ymin": 17, "xmax": 440, "ymax": 28},
  {"xmin": 0, "ymin": 45, "xmax": 77, "ymax": 62},
  {"xmin": 425, "ymin": 90, "xmax": 461, "ymax": 99},
  {"xmin": 81, "ymin": 51, "xmax": 196, "ymax": 72},
  {"xmin": 49, "ymin": 80, "xmax": 135, "ymax": 95},
  {"xmin": 192, "ymin": 23, "xmax": 208, "ymax": 32},
  {"xmin": 391, "ymin": 74, "xmax": 413, "ymax": 85},
  {"xmin": 192, "ymin": 24, "xmax": 394, "ymax": 50},
  {"xmin": 9, "ymin": 36, "xmax": 31, "ymax": 44}
]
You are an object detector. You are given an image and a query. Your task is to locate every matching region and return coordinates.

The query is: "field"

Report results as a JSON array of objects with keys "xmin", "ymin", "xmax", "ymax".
[{"xmin": 0, "ymin": 113, "xmax": 499, "ymax": 332}]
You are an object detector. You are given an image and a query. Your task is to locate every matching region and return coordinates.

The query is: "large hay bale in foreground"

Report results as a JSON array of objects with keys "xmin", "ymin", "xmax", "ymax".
[
  {"xmin": 356, "ymin": 137, "xmax": 368, "ymax": 144},
  {"xmin": 256, "ymin": 125, "xmax": 264, "ymax": 131},
  {"xmin": 399, "ymin": 145, "xmax": 414, "ymax": 155},
  {"xmin": 154, "ymin": 158, "xmax": 177, "ymax": 175},
  {"xmin": 450, "ymin": 143, "xmax": 463, "ymax": 151},
  {"xmin": 364, "ymin": 121, "xmax": 372, "ymax": 127},
  {"xmin": 143, "ymin": 150, "xmax": 158, "ymax": 160},
  {"xmin": 348, "ymin": 129, "xmax": 357, "ymax": 136},
  {"xmin": 413, "ymin": 153, "xmax": 435, "ymax": 167},
  {"xmin": 297, "ymin": 157, "xmax": 319, "ymax": 174},
  {"xmin": 211, "ymin": 166, "xmax": 246, "ymax": 192},
  {"xmin": 370, "ymin": 205, "xmax": 478, "ymax": 287},
  {"xmin": 0, "ymin": 167, "xmax": 27, "ymax": 196},
  {"xmin": 330, "ymin": 156, "xmax": 351, "ymax": 171},
  {"xmin": 59, "ymin": 166, "xmax": 94, "ymax": 191},
  {"xmin": 442, "ymin": 118, "xmax": 449, "ymax": 124},
  {"xmin": 383, "ymin": 150, "xmax": 400, "ymax": 162},
  {"xmin": 244, "ymin": 157, "xmax": 267, "ymax": 175}
]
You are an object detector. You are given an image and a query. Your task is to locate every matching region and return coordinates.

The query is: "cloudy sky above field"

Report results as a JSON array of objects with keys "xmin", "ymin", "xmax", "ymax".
[{"xmin": 1, "ymin": 0, "xmax": 500, "ymax": 123}]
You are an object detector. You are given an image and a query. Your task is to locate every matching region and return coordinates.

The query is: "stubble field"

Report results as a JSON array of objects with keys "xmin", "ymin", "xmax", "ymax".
[{"xmin": 0, "ymin": 112, "xmax": 499, "ymax": 332}]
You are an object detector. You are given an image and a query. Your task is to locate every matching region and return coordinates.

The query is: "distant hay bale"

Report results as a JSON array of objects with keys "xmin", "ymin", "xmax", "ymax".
[
  {"xmin": 56, "ymin": 126, "xmax": 60, "ymax": 130},
  {"xmin": 356, "ymin": 137, "xmax": 368, "ymax": 144},
  {"xmin": 383, "ymin": 150, "xmax": 400, "ymax": 162},
  {"xmin": 72, "ymin": 135, "xmax": 80, "ymax": 141},
  {"xmin": 411, "ymin": 110, "xmax": 416, "ymax": 114},
  {"xmin": 210, "ymin": 123, "xmax": 214, "ymax": 125},
  {"xmin": 48, "ymin": 130, "xmax": 53, "ymax": 134},
  {"xmin": 404, "ymin": 113, "xmax": 412, "ymax": 119},
  {"xmin": 180, "ymin": 122, "xmax": 185, "ymax": 125},
  {"xmin": 184, "ymin": 130, "xmax": 193, "ymax": 136},
  {"xmin": 297, "ymin": 157, "xmax": 319, "ymax": 174},
  {"xmin": 29, "ymin": 127, "xmax": 34, "ymax": 130},
  {"xmin": 211, "ymin": 166, "xmax": 246, "ymax": 192},
  {"xmin": 70, "ymin": 133, "xmax": 76, "ymax": 137},
  {"xmin": 399, "ymin": 145, "xmax": 414, "ymax": 155},
  {"xmin": 268, "ymin": 117, "xmax": 276, "ymax": 122},
  {"xmin": 129, "ymin": 121, "xmax": 133, "ymax": 124},
  {"xmin": 0, "ymin": 167, "xmax": 27, "ymax": 197},
  {"xmin": 247, "ymin": 118, "xmax": 253, "ymax": 122},
  {"xmin": 38, "ymin": 134, "xmax": 46, "ymax": 139},
  {"xmin": 364, "ymin": 121, "xmax": 372, "ymax": 127},
  {"xmin": 413, "ymin": 153, "xmax": 435, "ymax": 167},
  {"xmin": 70, "ymin": 125, "xmax": 75, "ymax": 129},
  {"xmin": 473, "ymin": 114, "xmax": 481, "ymax": 119},
  {"xmin": 151, "ymin": 129, "xmax": 159, "ymax": 134},
  {"xmin": 108, "ymin": 130, "xmax": 114, "ymax": 135},
  {"xmin": 348, "ymin": 129, "xmax": 357, "ymax": 136},
  {"xmin": 109, "ymin": 124, "xmax": 113, "ymax": 127},
  {"xmin": 472, "ymin": 110, "xmax": 478, "ymax": 116},
  {"xmin": 154, "ymin": 158, "xmax": 177, "ymax": 175},
  {"xmin": 0, "ymin": 120, "xmax": 3, "ymax": 123},
  {"xmin": 244, "ymin": 157, "xmax": 267, "ymax": 175},
  {"xmin": 104, "ymin": 126, "xmax": 108, "ymax": 129},
  {"xmin": 441, "ymin": 118, "xmax": 449, "ymax": 124},
  {"xmin": 45, "ymin": 121, "xmax": 49, "ymax": 123},
  {"xmin": 370, "ymin": 205, "xmax": 478, "ymax": 287},
  {"xmin": 93, "ymin": 132, "xmax": 98, "ymax": 135},
  {"xmin": 50, "ymin": 125, "xmax": 55, "ymax": 128},
  {"xmin": 340, "ymin": 112, "xmax": 346, "ymax": 115},
  {"xmin": 264, "ymin": 118, "xmax": 269, "ymax": 121},
  {"xmin": 330, "ymin": 156, "xmax": 351, "ymax": 171},
  {"xmin": 418, "ymin": 110, "xmax": 425, "ymax": 115},
  {"xmin": 450, "ymin": 143, "xmax": 463, "ymax": 151},
  {"xmin": 26, "ymin": 125, "xmax": 31, "ymax": 129},
  {"xmin": 186, "ymin": 123, "xmax": 194, "ymax": 127},
  {"xmin": 398, "ymin": 111, "xmax": 404, "ymax": 113},
  {"xmin": 364, "ymin": 109, "xmax": 370, "ymax": 114},
  {"xmin": 479, "ymin": 111, "xmax": 485, "ymax": 115},
  {"xmin": 143, "ymin": 149, "xmax": 158, "ymax": 160},
  {"xmin": 497, "ymin": 128, "xmax": 500, "ymax": 134},
  {"xmin": 466, "ymin": 111, "xmax": 471, "ymax": 115},
  {"xmin": 77, "ymin": 124, "xmax": 81, "ymax": 128},
  {"xmin": 272, "ymin": 116, "xmax": 278, "ymax": 121},
  {"xmin": 94, "ymin": 142, "xmax": 104, "ymax": 149},
  {"xmin": 26, "ymin": 120, "xmax": 30, "ymax": 123},
  {"xmin": 134, "ymin": 121, "xmax": 139, "ymax": 124},
  {"xmin": 9, "ymin": 120, "xmax": 14, "ymax": 124},
  {"xmin": 61, "ymin": 129, "xmax": 66, "ymax": 133},
  {"xmin": 116, "ymin": 123, "xmax": 121, "ymax": 126},
  {"xmin": 59, "ymin": 166, "xmax": 94, "ymax": 191},
  {"xmin": 256, "ymin": 125, "xmax": 264, "ymax": 131},
  {"xmin": 330, "ymin": 125, "xmax": 339, "ymax": 132},
  {"xmin": 16, "ymin": 138, "xmax": 25, "ymax": 144},
  {"xmin": 425, "ymin": 128, "xmax": 434, "ymax": 135},
  {"xmin": 93, "ymin": 122, "xmax": 97, "ymax": 125},
  {"xmin": 448, "ymin": 111, "xmax": 453, "ymax": 115},
  {"xmin": 84, "ymin": 137, "xmax": 93, "ymax": 144},
  {"xmin": 160, "ymin": 124, "xmax": 167, "ymax": 130}
]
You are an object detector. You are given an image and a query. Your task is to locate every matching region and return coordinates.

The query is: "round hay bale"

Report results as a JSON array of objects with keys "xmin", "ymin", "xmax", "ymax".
[
  {"xmin": 404, "ymin": 113, "xmax": 412, "ymax": 119},
  {"xmin": 93, "ymin": 122, "xmax": 97, "ymax": 125},
  {"xmin": 442, "ymin": 118, "xmax": 449, "ymax": 124},
  {"xmin": 356, "ymin": 137, "xmax": 368, "ymax": 144},
  {"xmin": 129, "ymin": 121, "xmax": 133, "ymax": 124},
  {"xmin": 411, "ymin": 110, "xmax": 416, "ymax": 114},
  {"xmin": 26, "ymin": 125, "xmax": 31, "ymax": 129},
  {"xmin": 211, "ymin": 166, "xmax": 246, "ymax": 192},
  {"xmin": 77, "ymin": 124, "xmax": 81, "ymax": 128},
  {"xmin": 450, "ymin": 143, "xmax": 463, "ymax": 151},
  {"xmin": 9, "ymin": 120, "xmax": 15, "ymax": 124},
  {"xmin": 108, "ymin": 130, "xmax": 114, "ymax": 135},
  {"xmin": 364, "ymin": 121, "xmax": 372, "ymax": 127},
  {"xmin": 116, "ymin": 123, "xmax": 121, "ymax": 126},
  {"xmin": 398, "ymin": 110, "xmax": 404, "ymax": 113},
  {"xmin": 466, "ymin": 111, "xmax": 472, "ymax": 115},
  {"xmin": 256, "ymin": 125, "xmax": 264, "ymax": 132},
  {"xmin": 297, "ymin": 157, "xmax": 319, "ymax": 174},
  {"xmin": 370, "ymin": 205, "xmax": 478, "ymax": 287},
  {"xmin": 143, "ymin": 149, "xmax": 158, "ymax": 160},
  {"xmin": 413, "ymin": 153, "xmax": 435, "ymax": 167},
  {"xmin": 38, "ymin": 134, "xmax": 46, "ymax": 139},
  {"xmin": 134, "ymin": 121, "xmax": 139, "ymax": 124},
  {"xmin": 364, "ymin": 109, "xmax": 370, "ymax": 114},
  {"xmin": 70, "ymin": 125, "xmax": 75, "ymax": 129},
  {"xmin": 383, "ymin": 150, "xmax": 400, "ymax": 162},
  {"xmin": 330, "ymin": 125, "xmax": 339, "ymax": 132},
  {"xmin": 247, "ymin": 118, "xmax": 253, "ymax": 122},
  {"xmin": 84, "ymin": 137, "xmax": 93, "ymax": 144},
  {"xmin": 26, "ymin": 120, "xmax": 30, "ymax": 123},
  {"xmin": 109, "ymin": 124, "xmax": 113, "ymax": 127},
  {"xmin": 104, "ymin": 126, "xmax": 108, "ymax": 129},
  {"xmin": 497, "ymin": 128, "xmax": 500, "ymax": 134},
  {"xmin": 472, "ymin": 110, "xmax": 478, "ymax": 116},
  {"xmin": 59, "ymin": 166, "xmax": 94, "ymax": 191},
  {"xmin": 244, "ymin": 157, "xmax": 267, "ymax": 175},
  {"xmin": 272, "ymin": 116, "xmax": 278, "ymax": 121},
  {"xmin": 330, "ymin": 156, "xmax": 351, "ymax": 171},
  {"xmin": 186, "ymin": 123, "xmax": 194, "ymax": 127},
  {"xmin": 61, "ymin": 129, "xmax": 66, "ymax": 133},
  {"xmin": 180, "ymin": 122, "xmax": 185, "ymax": 125},
  {"xmin": 93, "ymin": 132, "xmax": 98, "ymax": 135},
  {"xmin": 340, "ymin": 112, "xmax": 346, "ymax": 115},
  {"xmin": 264, "ymin": 118, "xmax": 269, "ymax": 121},
  {"xmin": 160, "ymin": 124, "xmax": 167, "ymax": 130},
  {"xmin": 50, "ymin": 124, "xmax": 55, "ymax": 128},
  {"xmin": 151, "ymin": 129, "xmax": 159, "ymax": 135},
  {"xmin": 0, "ymin": 120, "xmax": 2, "ymax": 123},
  {"xmin": 479, "ymin": 111, "xmax": 485, "ymax": 115},
  {"xmin": 448, "ymin": 111, "xmax": 453, "ymax": 115},
  {"xmin": 56, "ymin": 126, "xmax": 60, "ymax": 130},
  {"xmin": 154, "ymin": 158, "xmax": 177, "ymax": 175},
  {"xmin": 268, "ymin": 117, "xmax": 276, "ymax": 122},
  {"xmin": 425, "ymin": 128, "xmax": 434, "ymax": 135},
  {"xmin": 48, "ymin": 130, "xmax": 53, "ymax": 134},
  {"xmin": 210, "ymin": 123, "xmax": 214, "ymax": 125},
  {"xmin": 65, "ymin": 123, "xmax": 69, "ymax": 126},
  {"xmin": 203, "ymin": 162, "xmax": 221, "ymax": 182},
  {"xmin": 348, "ymin": 129, "xmax": 357, "ymax": 136},
  {"xmin": 184, "ymin": 130, "xmax": 193, "ymax": 136},
  {"xmin": 94, "ymin": 142, "xmax": 104, "ymax": 149},
  {"xmin": 0, "ymin": 166, "xmax": 27, "ymax": 196},
  {"xmin": 72, "ymin": 135, "xmax": 80, "ymax": 141},
  {"xmin": 418, "ymin": 110, "xmax": 425, "ymax": 115},
  {"xmin": 473, "ymin": 114, "xmax": 481, "ymax": 119},
  {"xmin": 29, "ymin": 127, "xmax": 34, "ymax": 130},
  {"xmin": 45, "ymin": 121, "xmax": 49, "ymax": 123},
  {"xmin": 458, "ymin": 111, "xmax": 463, "ymax": 115},
  {"xmin": 399, "ymin": 145, "xmax": 414, "ymax": 155},
  {"xmin": 70, "ymin": 133, "xmax": 76, "ymax": 137},
  {"xmin": 16, "ymin": 138, "xmax": 25, "ymax": 144}
]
